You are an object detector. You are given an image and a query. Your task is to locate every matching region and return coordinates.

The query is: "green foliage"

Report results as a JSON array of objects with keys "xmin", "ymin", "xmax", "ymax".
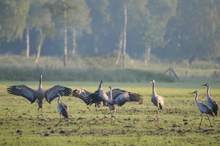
[
  {"xmin": 2, "ymin": 0, "xmax": 220, "ymax": 63},
  {"xmin": 164, "ymin": 0, "xmax": 220, "ymax": 61},
  {"xmin": 0, "ymin": 0, "xmax": 30, "ymax": 42},
  {"xmin": 1, "ymin": 82, "xmax": 220, "ymax": 145}
]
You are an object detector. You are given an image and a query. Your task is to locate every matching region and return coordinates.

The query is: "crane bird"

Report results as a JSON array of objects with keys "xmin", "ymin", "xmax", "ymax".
[
  {"xmin": 57, "ymin": 94, "xmax": 69, "ymax": 122},
  {"xmin": 150, "ymin": 79, "xmax": 164, "ymax": 113},
  {"xmin": 202, "ymin": 83, "xmax": 219, "ymax": 117},
  {"xmin": 108, "ymin": 86, "xmax": 133, "ymax": 118},
  {"xmin": 72, "ymin": 80, "xmax": 108, "ymax": 109},
  {"xmin": 192, "ymin": 90, "xmax": 214, "ymax": 128},
  {"xmin": 6, "ymin": 74, "xmax": 72, "ymax": 117},
  {"xmin": 106, "ymin": 88, "xmax": 143, "ymax": 105},
  {"xmin": 87, "ymin": 80, "xmax": 109, "ymax": 106},
  {"xmin": 72, "ymin": 86, "xmax": 143, "ymax": 107},
  {"xmin": 94, "ymin": 80, "xmax": 108, "ymax": 108}
]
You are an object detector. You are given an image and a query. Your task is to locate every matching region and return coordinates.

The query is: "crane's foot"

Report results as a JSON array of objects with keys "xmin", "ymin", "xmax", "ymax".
[
  {"xmin": 154, "ymin": 115, "xmax": 159, "ymax": 121},
  {"xmin": 55, "ymin": 121, "xmax": 61, "ymax": 127},
  {"xmin": 111, "ymin": 115, "xmax": 116, "ymax": 121}
]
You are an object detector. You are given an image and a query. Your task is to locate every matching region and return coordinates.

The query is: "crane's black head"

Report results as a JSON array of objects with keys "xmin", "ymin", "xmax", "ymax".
[
  {"xmin": 150, "ymin": 79, "xmax": 155, "ymax": 83},
  {"xmin": 192, "ymin": 90, "xmax": 198, "ymax": 94},
  {"xmin": 202, "ymin": 83, "xmax": 209, "ymax": 87}
]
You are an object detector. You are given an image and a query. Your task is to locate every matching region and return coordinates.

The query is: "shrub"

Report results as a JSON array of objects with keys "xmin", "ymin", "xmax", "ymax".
[{"xmin": 0, "ymin": 67, "xmax": 174, "ymax": 82}]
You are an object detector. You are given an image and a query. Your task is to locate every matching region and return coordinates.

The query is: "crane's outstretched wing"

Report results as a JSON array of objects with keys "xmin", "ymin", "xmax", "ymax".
[
  {"xmin": 113, "ymin": 92, "xmax": 130, "ymax": 106},
  {"xmin": 106, "ymin": 88, "xmax": 143, "ymax": 104},
  {"xmin": 45, "ymin": 85, "xmax": 72, "ymax": 103},
  {"xmin": 88, "ymin": 90, "xmax": 109, "ymax": 106},
  {"xmin": 7, "ymin": 85, "xmax": 36, "ymax": 103},
  {"xmin": 72, "ymin": 88, "xmax": 92, "ymax": 105},
  {"xmin": 106, "ymin": 88, "xmax": 126, "ymax": 99}
]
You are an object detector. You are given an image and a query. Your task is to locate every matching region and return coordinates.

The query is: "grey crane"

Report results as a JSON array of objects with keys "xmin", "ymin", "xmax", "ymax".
[
  {"xmin": 108, "ymin": 86, "xmax": 132, "ymax": 117},
  {"xmin": 106, "ymin": 88, "xmax": 143, "ymax": 105},
  {"xmin": 94, "ymin": 80, "xmax": 107, "ymax": 108},
  {"xmin": 72, "ymin": 80, "xmax": 108, "ymax": 108},
  {"xmin": 202, "ymin": 83, "xmax": 219, "ymax": 117},
  {"xmin": 73, "ymin": 87, "xmax": 143, "ymax": 107},
  {"xmin": 87, "ymin": 80, "xmax": 109, "ymax": 106},
  {"xmin": 82, "ymin": 80, "xmax": 110, "ymax": 117},
  {"xmin": 57, "ymin": 94, "xmax": 69, "ymax": 122},
  {"xmin": 193, "ymin": 90, "xmax": 214, "ymax": 128},
  {"xmin": 150, "ymin": 79, "xmax": 164, "ymax": 113},
  {"xmin": 7, "ymin": 74, "xmax": 72, "ymax": 116}
]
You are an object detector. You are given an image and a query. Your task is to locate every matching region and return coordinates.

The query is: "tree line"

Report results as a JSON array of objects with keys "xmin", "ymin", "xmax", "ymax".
[{"xmin": 0, "ymin": 0, "xmax": 220, "ymax": 67}]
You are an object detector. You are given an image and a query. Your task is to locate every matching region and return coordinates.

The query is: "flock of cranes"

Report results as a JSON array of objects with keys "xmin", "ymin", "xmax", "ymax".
[{"xmin": 6, "ymin": 75, "xmax": 219, "ymax": 128}]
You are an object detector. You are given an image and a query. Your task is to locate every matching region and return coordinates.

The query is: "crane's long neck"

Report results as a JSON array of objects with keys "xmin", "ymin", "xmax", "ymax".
[
  {"xmin": 58, "ymin": 95, "xmax": 61, "ymax": 104},
  {"xmin": 152, "ymin": 82, "xmax": 157, "ymax": 96},
  {"xmin": 109, "ymin": 87, "xmax": 113, "ymax": 101},
  {"xmin": 98, "ymin": 81, "xmax": 102, "ymax": 91},
  {"xmin": 206, "ymin": 85, "xmax": 211, "ymax": 99},
  {"xmin": 195, "ymin": 93, "xmax": 198, "ymax": 102},
  {"xmin": 38, "ymin": 75, "xmax": 43, "ymax": 90},
  {"xmin": 194, "ymin": 92, "xmax": 200, "ymax": 107}
]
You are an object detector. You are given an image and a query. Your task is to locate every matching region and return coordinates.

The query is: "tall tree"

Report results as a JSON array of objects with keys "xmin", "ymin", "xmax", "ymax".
[
  {"xmin": 86, "ymin": 0, "xmax": 111, "ymax": 55},
  {"xmin": 0, "ymin": 0, "xmax": 30, "ymax": 42},
  {"xmin": 126, "ymin": 0, "xmax": 177, "ymax": 63},
  {"xmin": 164, "ymin": 0, "xmax": 220, "ymax": 62},
  {"xmin": 66, "ymin": 0, "xmax": 91, "ymax": 55},
  {"xmin": 26, "ymin": 0, "xmax": 54, "ymax": 63},
  {"xmin": 45, "ymin": 0, "xmax": 76, "ymax": 67}
]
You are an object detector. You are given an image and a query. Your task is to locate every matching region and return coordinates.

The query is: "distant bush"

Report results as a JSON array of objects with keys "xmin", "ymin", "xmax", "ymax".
[{"xmin": 0, "ymin": 67, "xmax": 175, "ymax": 82}]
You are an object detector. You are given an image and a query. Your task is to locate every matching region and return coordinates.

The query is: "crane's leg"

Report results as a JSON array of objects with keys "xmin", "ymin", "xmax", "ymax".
[
  {"xmin": 60, "ymin": 114, "xmax": 62, "ymax": 122},
  {"xmin": 212, "ymin": 116, "xmax": 215, "ymax": 125},
  {"xmin": 55, "ymin": 115, "xmax": 62, "ymax": 127},
  {"xmin": 37, "ymin": 107, "xmax": 43, "ymax": 119},
  {"xmin": 206, "ymin": 115, "xmax": 212, "ymax": 127},
  {"xmin": 37, "ymin": 107, "xmax": 40, "ymax": 117},
  {"xmin": 114, "ymin": 108, "xmax": 117, "ymax": 115},
  {"xmin": 110, "ymin": 110, "xmax": 112, "ymax": 117},
  {"xmin": 199, "ymin": 114, "xmax": 203, "ymax": 128}
]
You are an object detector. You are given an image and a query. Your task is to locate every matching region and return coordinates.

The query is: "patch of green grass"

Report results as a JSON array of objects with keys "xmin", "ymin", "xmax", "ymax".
[{"xmin": 1, "ymin": 81, "xmax": 220, "ymax": 145}]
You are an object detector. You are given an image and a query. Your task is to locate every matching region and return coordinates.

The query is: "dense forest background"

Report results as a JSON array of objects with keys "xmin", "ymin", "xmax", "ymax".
[{"xmin": 1, "ymin": 0, "xmax": 220, "ymax": 67}]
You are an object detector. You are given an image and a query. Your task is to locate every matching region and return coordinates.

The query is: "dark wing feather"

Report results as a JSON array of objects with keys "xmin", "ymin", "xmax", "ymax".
[
  {"xmin": 72, "ymin": 88, "xmax": 92, "ymax": 105},
  {"xmin": 129, "ymin": 92, "xmax": 143, "ymax": 104},
  {"xmin": 106, "ymin": 88, "xmax": 125, "ymax": 100},
  {"xmin": 199, "ymin": 102, "xmax": 215, "ymax": 117},
  {"xmin": 106, "ymin": 88, "xmax": 143, "ymax": 104},
  {"xmin": 113, "ymin": 92, "xmax": 130, "ymax": 106},
  {"xmin": 45, "ymin": 85, "xmax": 72, "ymax": 103},
  {"xmin": 212, "ymin": 101, "xmax": 219, "ymax": 116},
  {"xmin": 205, "ymin": 105, "xmax": 215, "ymax": 117},
  {"xmin": 88, "ymin": 90, "xmax": 108, "ymax": 106},
  {"xmin": 7, "ymin": 85, "xmax": 36, "ymax": 103}
]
